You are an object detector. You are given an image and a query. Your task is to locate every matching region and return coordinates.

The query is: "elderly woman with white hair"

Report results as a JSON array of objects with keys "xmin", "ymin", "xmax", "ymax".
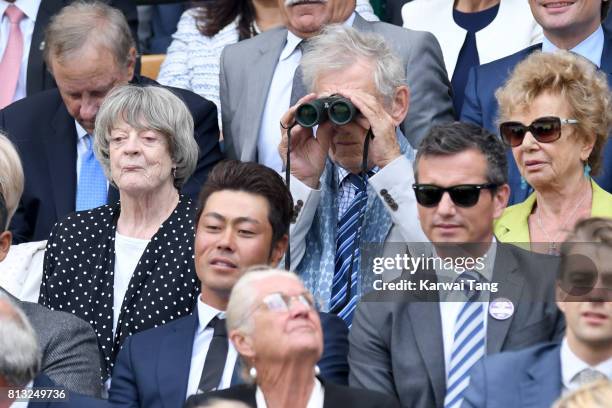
[
  {"xmin": 185, "ymin": 268, "xmax": 399, "ymax": 408},
  {"xmin": 39, "ymin": 85, "xmax": 201, "ymax": 382}
]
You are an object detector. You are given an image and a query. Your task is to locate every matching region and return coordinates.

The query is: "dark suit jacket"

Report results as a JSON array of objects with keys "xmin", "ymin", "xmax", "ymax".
[
  {"xmin": 0, "ymin": 288, "xmax": 101, "ymax": 397},
  {"xmin": 26, "ymin": 0, "xmax": 139, "ymax": 96},
  {"xmin": 348, "ymin": 243, "xmax": 564, "ymax": 408},
  {"xmin": 461, "ymin": 342, "xmax": 562, "ymax": 408},
  {"xmin": 460, "ymin": 31, "xmax": 612, "ymax": 205},
  {"xmin": 109, "ymin": 309, "xmax": 349, "ymax": 408},
  {"xmin": 183, "ymin": 379, "xmax": 400, "ymax": 408},
  {"xmin": 26, "ymin": 373, "xmax": 110, "ymax": 408},
  {"xmin": 0, "ymin": 75, "xmax": 221, "ymax": 243}
]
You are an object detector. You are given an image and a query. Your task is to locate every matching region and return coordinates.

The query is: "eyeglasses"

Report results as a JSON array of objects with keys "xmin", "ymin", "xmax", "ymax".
[
  {"xmin": 412, "ymin": 183, "xmax": 498, "ymax": 208},
  {"xmin": 499, "ymin": 116, "xmax": 579, "ymax": 147},
  {"xmin": 259, "ymin": 292, "xmax": 316, "ymax": 313}
]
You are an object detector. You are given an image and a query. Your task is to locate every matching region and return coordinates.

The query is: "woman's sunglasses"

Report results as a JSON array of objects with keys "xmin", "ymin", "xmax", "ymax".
[
  {"xmin": 499, "ymin": 116, "xmax": 579, "ymax": 147},
  {"xmin": 412, "ymin": 184, "xmax": 498, "ymax": 208}
]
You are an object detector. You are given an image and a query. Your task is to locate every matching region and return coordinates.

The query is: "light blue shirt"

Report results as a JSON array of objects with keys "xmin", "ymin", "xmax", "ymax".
[{"xmin": 542, "ymin": 25, "xmax": 604, "ymax": 67}]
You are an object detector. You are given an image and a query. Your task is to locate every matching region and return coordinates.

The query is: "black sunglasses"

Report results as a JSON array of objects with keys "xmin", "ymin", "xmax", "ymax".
[
  {"xmin": 412, "ymin": 183, "xmax": 498, "ymax": 208},
  {"xmin": 499, "ymin": 116, "xmax": 579, "ymax": 147}
]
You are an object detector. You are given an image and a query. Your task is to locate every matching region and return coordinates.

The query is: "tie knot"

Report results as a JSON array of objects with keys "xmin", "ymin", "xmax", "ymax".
[
  {"xmin": 348, "ymin": 174, "xmax": 367, "ymax": 191},
  {"xmin": 573, "ymin": 368, "xmax": 607, "ymax": 386},
  {"xmin": 4, "ymin": 5, "xmax": 24, "ymax": 24},
  {"xmin": 209, "ymin": 316, "xmax": 227, "ymax": 337},
  {"xmin": 455, "ymin": 271, "xmax": 481, "ymax": 300}
]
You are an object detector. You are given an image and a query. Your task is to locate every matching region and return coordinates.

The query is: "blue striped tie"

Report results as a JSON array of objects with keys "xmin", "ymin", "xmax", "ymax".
[
  {"xmin": 76, "ymin": 134, "xmax": 107, "ymax": 211},
  {"xmin": 329, "ymin": 174, "xmax": 368, "ymax": 326},
  {"xmin": 444, "ymin": 271, "xmax": 486, "ymax": 408}
]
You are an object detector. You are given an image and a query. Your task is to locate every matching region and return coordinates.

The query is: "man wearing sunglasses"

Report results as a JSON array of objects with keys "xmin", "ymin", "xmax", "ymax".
[
  {"xmin": 461, "ymin": 0, "xmax": 612, "ymax": 205},
  {"xmin": 463, "ymin": 217, "xmax": 612, "ymax": 407},
  {"xmin": 349, "ymin": 122, "xmax": 564, "ymax": 408},
  {"xmin": 108, "ymin": 160, "xmax": 350, "ymax": 408}
]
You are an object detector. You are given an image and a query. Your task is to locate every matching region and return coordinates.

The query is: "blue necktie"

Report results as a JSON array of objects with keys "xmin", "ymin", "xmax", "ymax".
[
  {"xmin": 330, "ymin": 174, "xmax": 368, "ymax": 326},
  {"xmin": 444, "ymin": 271, "xmax": 486, "ymax": 408},
  {"xmin": 75, "ymin": 134, "xmax": 107, "ymax": 211}
]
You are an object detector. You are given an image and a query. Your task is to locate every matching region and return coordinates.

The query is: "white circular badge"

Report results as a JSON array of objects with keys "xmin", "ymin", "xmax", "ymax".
[{"xmin": 488, "ymin": 298, "xmax": 514, "ymax": 320}]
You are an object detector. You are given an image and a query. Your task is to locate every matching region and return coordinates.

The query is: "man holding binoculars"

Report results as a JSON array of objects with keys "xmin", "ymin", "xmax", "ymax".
[{"xmin": 279, "ymin": 25, "xmax": 426, "ymax": 325}]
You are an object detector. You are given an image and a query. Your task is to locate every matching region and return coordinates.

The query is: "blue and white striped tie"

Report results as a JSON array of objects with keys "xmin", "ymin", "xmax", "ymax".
[
  {"xmin": 75, "ymin": 134, "xmax": 107, "ymax": 211},
  {"xmin": 444, "ymin": 271, "xmax": 486, "ymax": 408},
  {"xmin": 329, "ymin": 174, "xmax": 368, "ymax": 326}
]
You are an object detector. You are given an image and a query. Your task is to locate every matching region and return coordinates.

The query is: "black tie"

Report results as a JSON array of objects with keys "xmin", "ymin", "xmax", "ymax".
[
  {"xmin": 198, "ymin": 316, "xmax": 228, "ymax": 393},
  {"xmin": 290, "ymin": 40, "xmax": 308, "ymax": 107}
]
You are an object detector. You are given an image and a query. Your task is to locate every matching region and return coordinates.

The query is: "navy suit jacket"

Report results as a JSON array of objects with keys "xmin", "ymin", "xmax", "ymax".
[
  {"xmin": 461, "ymin": 33, "xmax": 612, "ymax": 205},
  {"xmin": 0, "ymin": 75, "xmax": 222, "ymax": 244},
  {"xmin": 109, "ymin": 309, "xmax": 349, "ymax": 408},
  {"xmin": 461, "ymin": 342, "xmax": 562, "ymax": 408}
]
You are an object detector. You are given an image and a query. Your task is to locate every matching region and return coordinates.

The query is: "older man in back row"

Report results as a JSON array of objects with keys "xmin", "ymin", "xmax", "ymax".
[{"xmin": 221, "ymin": 0, "xmax": 453, "ymax": 169}]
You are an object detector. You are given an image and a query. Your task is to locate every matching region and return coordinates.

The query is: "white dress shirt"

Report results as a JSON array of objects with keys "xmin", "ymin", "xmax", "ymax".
[
  {"xmin": 560, "ymin": 337, "xmax": 612, "ymax": 392},
  {"xmin": 542, "ymin": 25, "xmax": 604, "ymax": 68},
  {"xmin": 255, "ymin": 378, "xmax": 324, "ymax": 408},
  {"xmin": 113, "ymin": 232, "xmax": 149, "ymax": 334},
  {"xmin": 437, "ymin": 240, "xmax": 497, "ymax": 379},
  {"xmin": 257, "ymin": 13, "xmax": 357, "ymax": 171},
  {"xmin": 0, "ymin": 0, "xmax": 41, "ymax": 104},
  {"xmin": 185, "ymin": 297, "xmax": 238, "ymax": 398}
]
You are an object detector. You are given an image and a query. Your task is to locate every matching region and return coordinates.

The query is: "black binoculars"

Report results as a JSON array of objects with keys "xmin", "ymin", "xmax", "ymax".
[{"xmin": 295, "ymin": 96, "xmax": 358, "ymax": 128}]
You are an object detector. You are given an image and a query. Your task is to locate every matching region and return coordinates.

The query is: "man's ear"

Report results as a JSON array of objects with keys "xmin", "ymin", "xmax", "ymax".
[
  {"xmin": 269, "ymin": 235, "xmax": 289, "ymax": 267},
  {"xmin": 125, "ymin": 46, "xmax": 137, "ymax": 81},
  {"xmin": 390, "ymin": 85, "xmax": 410, "ymax": 126},
  {"xmin": 230, "ymin": 329, "xmax": 256, "ymax": 360},
  {"xmin": 492, "ymin": 184, "xmax": 510, "ymax": 220},
  {"xmin": 0, "ymin": 231, "xmax": 12, "ymax": 263}
]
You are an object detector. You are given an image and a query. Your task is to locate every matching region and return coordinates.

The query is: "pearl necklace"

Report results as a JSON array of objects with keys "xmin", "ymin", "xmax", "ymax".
[{"xmin": 536, "ymin": 183, "xmax": 589, "ymax": 255}]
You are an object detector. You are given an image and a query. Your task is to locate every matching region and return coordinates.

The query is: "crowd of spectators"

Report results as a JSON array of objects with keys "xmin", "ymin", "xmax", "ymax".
[{"xmin": 1, "ymin": 1, "xmax": 612, "ymax": 408}]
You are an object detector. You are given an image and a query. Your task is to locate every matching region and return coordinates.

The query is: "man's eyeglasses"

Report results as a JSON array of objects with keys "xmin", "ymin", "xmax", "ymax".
[
  {"xmin": 499, "ymin": 116, "xmax": 579, "ymax": 147},
  {"xmin": 412, "ymin": 184, "xmax": 498, "ymax": 208},
  {"xmin": 258, "ymin": 292, "xmax": 316, "ymax": 313}
]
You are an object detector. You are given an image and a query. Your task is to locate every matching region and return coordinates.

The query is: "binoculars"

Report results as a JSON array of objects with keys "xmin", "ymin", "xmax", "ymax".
[{"xmin": 295, "ymin": 96, "xmax": 358, "ymax": 128}]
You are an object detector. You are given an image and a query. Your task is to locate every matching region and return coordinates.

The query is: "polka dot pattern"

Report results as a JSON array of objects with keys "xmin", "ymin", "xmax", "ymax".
[{"xmin": 39, "ymin": 196, "xmax": 200, "ymax": 379}]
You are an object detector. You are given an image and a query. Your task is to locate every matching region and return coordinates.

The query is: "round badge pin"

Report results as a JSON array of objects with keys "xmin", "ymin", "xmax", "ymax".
[{"xmin": 488, "ymin": 298, "xmax": 514, "ymax": 320}]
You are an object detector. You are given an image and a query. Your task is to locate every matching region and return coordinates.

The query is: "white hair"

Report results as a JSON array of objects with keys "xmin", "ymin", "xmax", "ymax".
[{"xmin": 0, "ymin": 132, "xmax": 24, "ymax": 229}]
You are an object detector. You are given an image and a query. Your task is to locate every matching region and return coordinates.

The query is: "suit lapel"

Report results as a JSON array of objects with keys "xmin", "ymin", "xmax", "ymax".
[
  {"xmin": 600, "ymin": 27, "xmax": 612, "ymax": 74},
  {"xmin": 46, "ymin": 103, "xmax": 77, "ymax": 219},
  {"xmin": 408, "ymin": 269, "xmax": 446, "ymax": 408},
  {"xmin": 486, "ymin": 244, "xmax": 524, "ymax": 354},
  {"xmin": 242, "ymin": 30, "xmax": 287, "ymax": 161},
  {"xmin": 158, "ymin": 312, "xmax": 199, "ymax": 408},
  {"xmin": 231, "ymin": 358, "xmax": 244, "ymax": 386},
  {"xmin": 521, "ymin": 345, "xmax": 562, "ymax": 408},
  {"xmin": 26, "ymin": 0, "xmax": 64, "ymax": 95}
]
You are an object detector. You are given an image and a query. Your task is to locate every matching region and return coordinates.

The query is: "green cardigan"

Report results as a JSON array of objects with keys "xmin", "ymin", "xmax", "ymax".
[{"xmin": 494, "ymin": 180, "xmax": 612, "ymax": 242}]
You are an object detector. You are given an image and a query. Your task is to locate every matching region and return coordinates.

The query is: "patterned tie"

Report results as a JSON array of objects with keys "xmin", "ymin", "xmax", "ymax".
[
  {"xmin": 0, "ymin": 5, "xmax": 24, "ymax": 108},
  {"xmin": 444, "ymin": 271, "xmax": 486, "ymax": 408},
  {"xmin": 329, "ymin": 174, "xmax": 368, "ymax": 326},
  {"xmin": 75, "ymin": 134, "xmax": 107, "ymax": 211},
  {"xmin": 198, "ymin": 316, "xmax": 229, "ymax": 393}
]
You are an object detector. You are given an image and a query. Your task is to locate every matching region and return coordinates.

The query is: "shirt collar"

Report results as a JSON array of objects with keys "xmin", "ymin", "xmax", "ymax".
[
  {"xmin": 281, "ymin": 12, "xmax": 357, "ymax": 61},
  {"xmin": 561, "ymin": 337, "xmax": 612, "ymax": 388},
  {"xmin": 542, "ymin": 25, "xmax": 604, "ymax": 68},
  {"xmin": 433, "ymin": 238, "xmax": 498, "ymax": 286},
  {"xmin": 75, "ymin": 121, "xmax": 88, "ymax": 141},
  {"xmin": 196, "ymin": 295, "xmax": 226, "ymax": 334},
  {"xmin": 0, "ymin": 0, "xmax": 41, "ymax": 22}
]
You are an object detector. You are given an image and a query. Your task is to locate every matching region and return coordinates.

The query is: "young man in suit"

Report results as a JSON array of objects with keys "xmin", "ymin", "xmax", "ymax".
[
  {"xmin": 463, "ymin": 217, "xmax": 612, "ymax": 407},
  {"xmin": 461, "ymin": 0, "xmax": 612, "ymax": 205},
  {"xmin": 220, "ymin": 0, "xmax": 452, "ymax": 168},
  {"xmin": 348, "ymin": 122, "xmax": 564, "ymax": 408},
  {"xmin": 0, "ymin": 1, "xmax": 222, "ymax": 244},
  {"xmin": 0, "ymin": 133, "xmax": 102, "ymax": 397},
  {"xmin": 109, "ymin": 160, "xmax": 350, "ymax": 408}
]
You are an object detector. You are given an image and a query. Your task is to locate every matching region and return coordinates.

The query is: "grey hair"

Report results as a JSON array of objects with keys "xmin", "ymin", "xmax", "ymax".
[
  {"xmin": 94, "ymin": 84, "xmax": 198, "ymax": 189},
  {"xmin": 415, "ymin": 122, "xmax": 508, "ymax": 186},
  {"xmin": 300, "ymin": 24, "xmax": 405, "ymax": 103},
  {"xmin": 226, "ymin": 267, "xmax": 304, "ymax": 334},
  {"xmin": 43, "ymin": 1, "xmax": 135, "ymax": 69},
  {"xmin": 0, "ymin": 293, "xmax": 41, "ymax": 387},
  {"xmin": 0, "ymin": 132, "xmax": 24, "ymax": 230}
]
